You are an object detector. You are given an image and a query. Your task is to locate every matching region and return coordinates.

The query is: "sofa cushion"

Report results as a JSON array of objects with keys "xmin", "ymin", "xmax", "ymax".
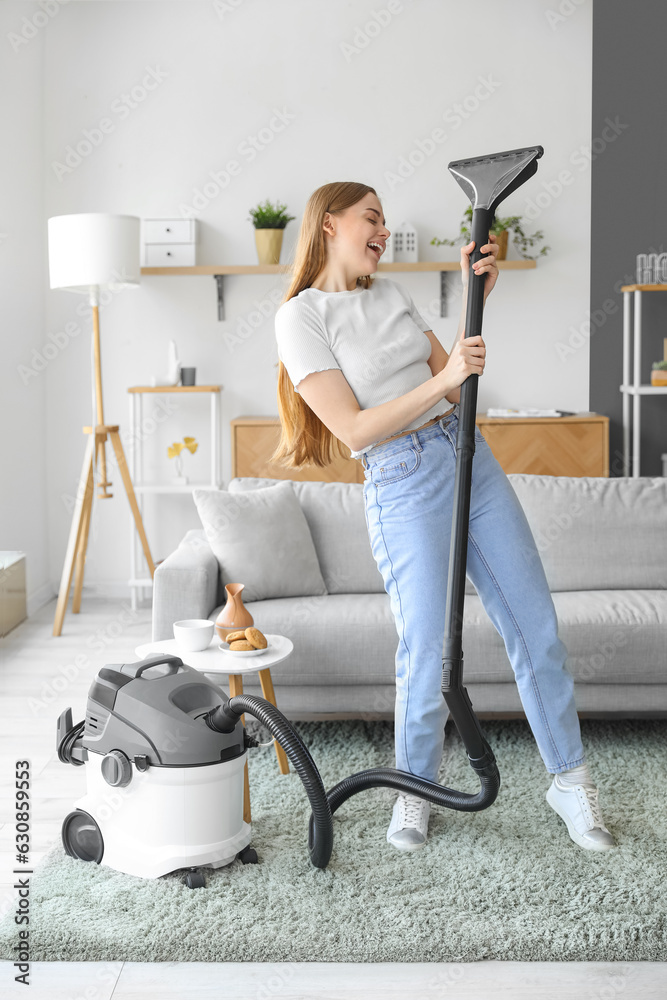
[
  {"xmin": 505, "ymin": 475, "xmax": 667, "ymax": 591},
  {"xmin": 192, "ymin": 480, "xmax": 327, "ymax": 602},
  {"xmin": 552, "ymin": 589, "xmax": 667, "ymax": 684},
  {"xmin": 228, "ymin": 478, "xmax": 386, "ymax": 595},
  {"xmin": 461, "ymin": 588, "xmax": 667, "ymax": 686}
]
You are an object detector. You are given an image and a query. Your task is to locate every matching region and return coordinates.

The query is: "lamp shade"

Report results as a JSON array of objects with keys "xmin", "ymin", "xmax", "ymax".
[{"xmin": 48, "ymin": 213, "xmax": 140, "ymax": 293}]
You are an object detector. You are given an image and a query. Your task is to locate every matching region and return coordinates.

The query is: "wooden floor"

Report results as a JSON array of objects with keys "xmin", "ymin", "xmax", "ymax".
[{"xmin": 0, "ymin": 597, "xmax": 663, "ymax": 999}]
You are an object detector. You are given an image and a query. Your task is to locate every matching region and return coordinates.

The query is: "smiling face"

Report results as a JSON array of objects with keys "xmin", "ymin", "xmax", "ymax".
[{"xmin": 322, "ymin": 192, "xmax": 391, "ymax": 278}]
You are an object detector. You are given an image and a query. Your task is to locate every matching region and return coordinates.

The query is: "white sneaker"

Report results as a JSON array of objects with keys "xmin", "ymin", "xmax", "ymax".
[
  {"xmin": 387, "ymin": 792, "xmax": 431, "ymax": 851},
  {"xmin": 546, "ymin": 775, "xmax": 616, "ymax": 851}
]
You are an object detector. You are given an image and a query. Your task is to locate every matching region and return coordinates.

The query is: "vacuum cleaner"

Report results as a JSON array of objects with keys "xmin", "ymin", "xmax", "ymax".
[{"xmin": 57, "ymin": 146, "xmax": 544, "ymax": 884}]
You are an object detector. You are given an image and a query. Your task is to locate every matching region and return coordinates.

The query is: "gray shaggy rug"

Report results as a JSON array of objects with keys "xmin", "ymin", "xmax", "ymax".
[{"xmin": 0, "ymin": 718, "xmax": 665, "ymax": 963}]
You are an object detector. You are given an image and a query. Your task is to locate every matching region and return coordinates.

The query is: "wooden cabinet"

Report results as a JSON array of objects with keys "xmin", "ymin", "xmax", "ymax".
[
  {"xmin": 476, "ymin": 413, "xmax": 609, "ymax": 477},
  {"xmin": 230, "ymin": 417, "xmax": 364, "ymax": 483},
  {"xmin": 231, "ymin": 413, "xmax": 610, "ymax": 482}
]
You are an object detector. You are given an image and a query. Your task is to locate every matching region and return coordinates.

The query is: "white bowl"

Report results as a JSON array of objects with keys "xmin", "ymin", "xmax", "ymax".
[{"xmin": 173, "ymin": 619, "xmax": 215, "ymax": 652}]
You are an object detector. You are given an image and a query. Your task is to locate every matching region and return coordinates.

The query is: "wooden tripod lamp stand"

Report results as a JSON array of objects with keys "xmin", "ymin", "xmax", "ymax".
[{"xmin": 48, "ymin": 213, "xmax": 155, "ymax": 637}]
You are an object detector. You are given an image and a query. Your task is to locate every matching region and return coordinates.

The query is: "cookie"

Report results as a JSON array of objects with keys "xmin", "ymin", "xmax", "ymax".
[
  {"xmin": 225, "ymin": 630, "xmax": 247, "ymax": 643},
  {"xmin": 229, "ymin": 640, "xmax": 255, "ymax": 651},
  {"xmin": 245, "ymin": 627, "xmax": 267, "ymax": 649}
]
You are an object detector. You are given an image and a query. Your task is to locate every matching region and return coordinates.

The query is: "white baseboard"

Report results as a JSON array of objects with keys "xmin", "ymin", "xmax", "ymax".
[
  {"xmin": 41, "ymin": 581, "xmax": 153, "ymax": 607},
  {"xmin": 27, "ymin": 582, "xmax": 56, "ymax": 617},
  {"xmin": 70, "ymin": 581, "xmax": 153, "ymax": 601}
]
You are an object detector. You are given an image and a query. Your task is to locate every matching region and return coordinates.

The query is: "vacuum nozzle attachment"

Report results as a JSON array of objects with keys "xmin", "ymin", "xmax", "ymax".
[
  {"xmin": 205, "ymin": 701, "xmax": 241, "ymax": 733},
  {"xmin": 448, "ymin": 145, "xmax": 543, "ymax": 214}
]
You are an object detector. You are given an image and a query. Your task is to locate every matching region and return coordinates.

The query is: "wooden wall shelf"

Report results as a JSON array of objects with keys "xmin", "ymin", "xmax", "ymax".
[
  {"xmin": 620, "ymin": 284, "xmax": 667, "ymax": 292},
  {"xmin": 140, "ymin": 260, "xmax": 537, "ymax": 321},
  {"xmin": 127, "ymin": 385, "xmax": 221, "ymax": 394},
  {"xmin": 141, "ymin": 261, "xmax": 536, "ymax": 276}
]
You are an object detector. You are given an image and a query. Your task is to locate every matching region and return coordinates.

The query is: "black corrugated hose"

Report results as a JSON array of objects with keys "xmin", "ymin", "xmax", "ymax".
[
  {"xmin": 206, "ymin": 694, "xmax": 334, "ymax": 868},
  {"xmin": 206, "ymin": 694, "xmax": 499, "ymax": 870}
]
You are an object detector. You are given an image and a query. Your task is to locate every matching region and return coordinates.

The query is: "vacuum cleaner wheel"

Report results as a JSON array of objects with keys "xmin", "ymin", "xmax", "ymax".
[
  {"xmin": 237, "ymin": 846, "xmax": 258, "ymax": 865},
  {"xmin": 183, "ymin": 869, "xmax": 207, "ymax": 889},
  {"xmin": 61, "ymin": 810, "xmax": 104, "ymax": 864}
]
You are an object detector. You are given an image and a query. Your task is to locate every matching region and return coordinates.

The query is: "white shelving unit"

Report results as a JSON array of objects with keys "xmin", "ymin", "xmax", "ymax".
[
  {"xmin": 127, "ymin": 385, "xmax": 222, "ymax": 609},
  {"xmin": 619, "ymin": 285, "xmax": 667, "ymax": 477}
]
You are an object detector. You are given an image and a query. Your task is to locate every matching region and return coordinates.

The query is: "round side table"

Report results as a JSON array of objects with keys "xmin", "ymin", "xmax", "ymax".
[{"xmin": 134, "ymin": 634, "xmax": 293, "ymax": 824}]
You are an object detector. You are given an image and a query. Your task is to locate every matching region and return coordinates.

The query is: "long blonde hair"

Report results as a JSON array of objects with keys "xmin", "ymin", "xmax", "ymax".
[{"xmin": 270, "ymin": 181, "xmax": 378, "ymax": 469}]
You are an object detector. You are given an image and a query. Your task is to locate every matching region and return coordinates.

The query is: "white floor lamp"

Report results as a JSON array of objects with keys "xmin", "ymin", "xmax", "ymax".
[{"xmin": 48, "ymin": 213, "xmax": 155, "ymax": 636}]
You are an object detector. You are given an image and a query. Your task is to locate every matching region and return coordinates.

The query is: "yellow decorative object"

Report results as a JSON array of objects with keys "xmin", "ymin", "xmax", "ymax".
[{"xmin": 168, "ymin": 437, "xmax": 198, "ymax": 483}]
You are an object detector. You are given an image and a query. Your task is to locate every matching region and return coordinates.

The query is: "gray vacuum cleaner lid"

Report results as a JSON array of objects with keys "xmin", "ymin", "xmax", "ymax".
[{"xmin": 82, "ymin": 654, "xmax": 243, "ymax": 767}]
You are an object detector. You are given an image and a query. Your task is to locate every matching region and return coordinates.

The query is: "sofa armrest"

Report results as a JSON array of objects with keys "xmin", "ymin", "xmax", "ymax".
[{"xmin": 152, "ymin": 529, "xmax": 220, "ymax": 641}]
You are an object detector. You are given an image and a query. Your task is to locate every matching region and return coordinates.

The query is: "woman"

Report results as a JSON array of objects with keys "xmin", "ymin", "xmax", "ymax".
[{"xmin": 272, "ymin": 181, "xmax": 615, "ymax": 853}]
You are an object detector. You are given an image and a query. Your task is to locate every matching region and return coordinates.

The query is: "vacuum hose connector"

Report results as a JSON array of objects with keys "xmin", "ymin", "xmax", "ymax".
[{"xmin": 205, "ymin": 701, "xmax": 238, "ymax": 734}]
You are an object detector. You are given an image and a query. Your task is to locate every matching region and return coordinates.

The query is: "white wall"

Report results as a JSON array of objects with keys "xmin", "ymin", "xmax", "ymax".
[
  {"xmin": 6, "ymin": 0, "xmax": 593, "ymax": 602},
  {"xmin": 0, "ymin": 2, "xmax": 51, "ymax": 614}
]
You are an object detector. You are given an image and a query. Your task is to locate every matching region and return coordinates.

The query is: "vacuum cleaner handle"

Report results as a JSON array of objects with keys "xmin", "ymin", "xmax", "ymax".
[
  {"xmin": 441, "ymin": 205, "xmax": 491, "ymax": 677},
  {"xmin": 453, "ymin": 205, "xmax": 493, "ymax": 452},
  {"xmin": 122, "ymin": 654, "xmax": 184, "ymax": 679},
  {"xmin": 466, "ymin": 209, "xmax": 494, "ymax": 338}
]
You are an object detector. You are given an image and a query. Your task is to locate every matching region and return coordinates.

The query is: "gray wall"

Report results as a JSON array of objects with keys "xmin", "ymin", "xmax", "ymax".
[{"xmin": 591, "ymin": 0, "xmax": 667, "ymax": 476}]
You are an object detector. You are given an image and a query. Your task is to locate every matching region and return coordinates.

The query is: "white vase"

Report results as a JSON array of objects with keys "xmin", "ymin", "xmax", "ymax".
[
  {"xmin": 171, "ymin": 453, "xmax": 188, "ymax": 485},
  {"xmin": 167, "ymin": 339, "xmax": 181, "ymax": 383},
  {"xmin": 150, "ymin": 339, "xmax": 181, "ymax": 387}
]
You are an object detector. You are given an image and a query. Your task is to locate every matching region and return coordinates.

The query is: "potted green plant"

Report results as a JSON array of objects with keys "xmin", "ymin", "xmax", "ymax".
[
  {"xmin": 431, "ymin": 205, "xmax": 550, "ymax": 261},
  {"xmin": 651, "ymin": 359, "xmax": 667, "ymax": 386},
  {"xmin": 248, "ymin": 199, "xmax": 296, "ymax": 265}
]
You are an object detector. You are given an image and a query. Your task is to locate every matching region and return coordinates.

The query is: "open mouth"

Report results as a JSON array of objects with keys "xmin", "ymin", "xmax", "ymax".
[{"xmin": 367, "ymin": 241, "xmax": 384, "ymax": 259}]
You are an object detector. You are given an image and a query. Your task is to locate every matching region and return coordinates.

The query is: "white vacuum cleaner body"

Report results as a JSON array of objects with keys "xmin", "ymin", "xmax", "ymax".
[{"xmin": 58, "ymin": 654, "xmax": 252, "ymax": 880}]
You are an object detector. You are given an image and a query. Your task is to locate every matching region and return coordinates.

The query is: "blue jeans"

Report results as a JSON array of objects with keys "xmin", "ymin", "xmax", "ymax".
[{"xmin": 361, "ymin": 403, "xmax": 585, "ymax": 782}]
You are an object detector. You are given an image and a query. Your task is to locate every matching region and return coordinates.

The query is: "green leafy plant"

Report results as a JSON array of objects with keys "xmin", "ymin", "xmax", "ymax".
[
  {"xmin": 248, "ymin": 199, "xmax": 296, "ymax": 230},
  {"xmin": 431, "ymin": 205, "xmax": 550, "ymax": 260},
  {"xmin": 652, "ymin": 360, "xmax": 667, "ymax": 370}
]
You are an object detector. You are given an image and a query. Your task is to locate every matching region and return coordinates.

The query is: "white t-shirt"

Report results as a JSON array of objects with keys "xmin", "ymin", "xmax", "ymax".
[{"xmin": 274, "ymin": 276, "xmax": 452, "ymax": 459}]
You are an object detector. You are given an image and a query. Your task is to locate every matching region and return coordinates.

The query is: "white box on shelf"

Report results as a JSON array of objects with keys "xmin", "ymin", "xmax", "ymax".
[{"xmin": 141, "ymin": 218, "xmax": 197, "ymax": 267}]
